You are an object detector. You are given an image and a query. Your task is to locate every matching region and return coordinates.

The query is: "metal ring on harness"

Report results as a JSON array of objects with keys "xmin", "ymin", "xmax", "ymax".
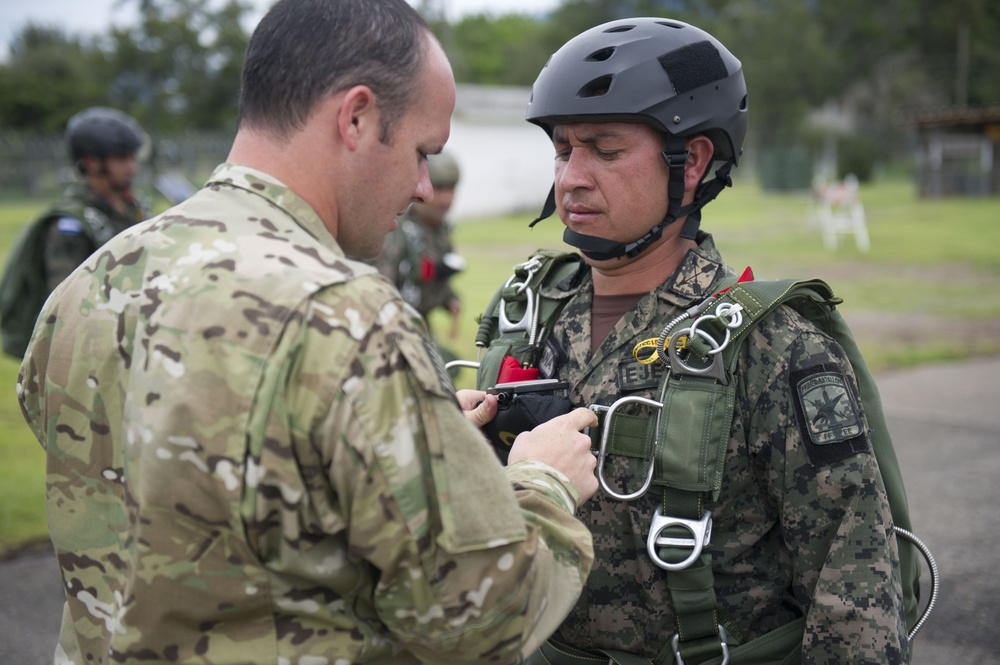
[
  {"xmin": 647, "ymin": 506, "xmax": 713, "ymax": 572},
  {"xmin": 498, "ymin": 288, "xmax": 536, "ymax": 335},
  {"xmin": 445, "ymin": 360, "xmax": 481, "ymax": 372},
  {"xmin": 688, "ymin": 313, "xmax": 732, "ymax": 357},
  {"xmin": 596, "ymin": 395, "xmax": 662, "ymax": 501},
  {"xmin": 667, "ymin": 325, "xmax": 728, "ymax": 383},
  {"xmin": 671, "ymin": 625, "xmax": 728, "ymax": 665}
]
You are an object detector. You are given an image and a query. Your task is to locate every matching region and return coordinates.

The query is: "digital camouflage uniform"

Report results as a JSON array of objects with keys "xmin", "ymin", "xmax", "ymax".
[
  {"xmin": 18, "ymin": 164, "xmax": 594, "ymax": 665},
  {"xmin": 533, "ymin": 233, "xmax": 909, "ymax": 664},
  {"xmin": 376, "ymin": 209, "xmax": 461, "ymax": 319},
  {"xmin": 42, "ymin": 181, "xmax": 148, "ymax": 291}
]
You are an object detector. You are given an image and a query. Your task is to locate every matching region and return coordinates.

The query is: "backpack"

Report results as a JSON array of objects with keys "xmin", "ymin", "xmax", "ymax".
[
  {"xmin": 472, "ymin": 252, "xmax": 937, "ymax": 665},
  {"xmin": 0, "ymin": 202, "xmax": 111, "ymax": 357}
]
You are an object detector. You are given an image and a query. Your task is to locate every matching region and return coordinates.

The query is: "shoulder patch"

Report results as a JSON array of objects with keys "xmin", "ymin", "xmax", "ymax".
[
  {"xmin": 393, "ymin": 323, "xmax": 456, "ymax": 402},
  {"xmin": 55, "ymin": 216, "xmax": 84, "ymax": 235},
  {"xmin": 791, "ymin": 366, "xmax": 869, "ymax": 465},
  {"xmin": 666, "ymin": 252, "xmax": 723, "ymax": 299}
]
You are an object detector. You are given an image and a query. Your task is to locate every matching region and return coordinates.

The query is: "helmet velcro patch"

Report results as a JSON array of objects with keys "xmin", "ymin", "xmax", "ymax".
[{"xmin": 658, "ymin": 41, "xmax": 729, "ymax": 94}]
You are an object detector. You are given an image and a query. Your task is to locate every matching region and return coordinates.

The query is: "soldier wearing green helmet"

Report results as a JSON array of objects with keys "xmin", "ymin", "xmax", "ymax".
[{"xmin": 376, "ymin": 150, "xmax": 467, "ymax": 370}]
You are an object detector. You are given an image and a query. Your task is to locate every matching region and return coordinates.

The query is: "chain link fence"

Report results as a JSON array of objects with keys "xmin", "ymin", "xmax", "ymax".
[{"xmin": 0, "ymin": 130, "xmax": 233, "ymax": 202}]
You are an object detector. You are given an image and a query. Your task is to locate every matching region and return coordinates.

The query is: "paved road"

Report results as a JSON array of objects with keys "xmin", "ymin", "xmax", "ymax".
[{"xmin": 3, "ymin": 358, "xmax": 998, "ymax": 664}]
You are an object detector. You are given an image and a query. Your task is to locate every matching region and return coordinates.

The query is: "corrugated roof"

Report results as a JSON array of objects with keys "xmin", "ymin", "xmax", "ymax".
[{"xmin": 899, "ymin": 104, "xmax": 1000, "ymax": 128}]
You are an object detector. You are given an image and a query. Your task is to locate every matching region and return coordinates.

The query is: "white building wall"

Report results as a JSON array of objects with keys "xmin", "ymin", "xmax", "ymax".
[{"xmin": 445, "ymin": 85, "xmax": 556, "ymax": 222}]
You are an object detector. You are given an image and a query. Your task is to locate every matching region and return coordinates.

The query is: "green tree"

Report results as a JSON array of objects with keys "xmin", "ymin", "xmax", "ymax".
[
  {"xmin": 106, "ymin": 0, "xmax": 251, "ymax": 134},
  {"xmin": 446, "ymin": 14, "xmax": 552, "ymax": 85},
  {"xmin": 0, "ymin": 24, "xmax": 110, "ymax": 131}
]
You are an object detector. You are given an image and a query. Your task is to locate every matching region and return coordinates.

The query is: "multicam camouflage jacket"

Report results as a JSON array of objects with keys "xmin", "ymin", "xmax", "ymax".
[
  {"xmin": 17, "ymin": 163, "xmax": 594, "ymax": 665},
  {"xmin": 534, "ymin": 234, "xmax": 909, "ymax": 664}
]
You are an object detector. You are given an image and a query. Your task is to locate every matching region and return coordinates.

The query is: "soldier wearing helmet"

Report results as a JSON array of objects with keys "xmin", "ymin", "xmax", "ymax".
[
  {"xmin": 488, "ymin": 17, "xmax": 909, "ymax": 664},
  {"xmin": 48, "ymin": 107, "xmax": 149, "ymax": 291},
  {"xmin": 0, "ymin": 107, "xmax": 149, "ymax": 357},
  {"xmin": 376, "ymin": 150, "xmax": 467, "ymax": 369}
]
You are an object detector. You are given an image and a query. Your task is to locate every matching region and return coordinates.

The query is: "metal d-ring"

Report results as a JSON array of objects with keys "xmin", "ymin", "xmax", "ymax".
[
  {"xmin": 497, "ymin": 288, "xmax": 536, "ymax": 335},
  {"xmin": 647, "ymin": 506, "xmax": 713, "ymax": 572},
  {"xmin": 597, "ymin": 395, "xmax": 662, "ymax": 501},
  {"xmin": 667, "ymin": 325, "xmax": 728, "ymax": 383}
]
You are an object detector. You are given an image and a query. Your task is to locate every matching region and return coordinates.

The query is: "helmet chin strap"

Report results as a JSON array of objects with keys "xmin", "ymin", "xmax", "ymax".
[{"xmin": 529, "ymin": 135, "xmax": 734, "ymax": 262}]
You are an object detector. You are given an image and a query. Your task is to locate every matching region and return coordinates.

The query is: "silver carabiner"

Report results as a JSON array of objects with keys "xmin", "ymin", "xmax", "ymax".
[
  {"xmin": 596, "ymin": 395, "xmax": 662, "ymax": 501},
  {"xmin": 498, "ymin": 288, "xmax": 536, "ymax": 335},
  {"xmin": 646, "ymin": 506, "xmax": 713, "ymax": 571},
  {"xmin": 667, "ymin": 325, "xmax": 728, "ymax": 383},
  {"xmin": 445, "ymin": 359, "xmax": 480, "ymax": 372},
  {"xmin": 507, "ymin": 256, "xmax": 543, "ymax": 294}
]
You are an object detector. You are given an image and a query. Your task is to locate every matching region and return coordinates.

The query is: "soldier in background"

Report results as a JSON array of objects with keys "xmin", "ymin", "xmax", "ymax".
[
  {"xmin": 376, "ymin": 150, "xmax": 466, "ymax": 370},
  {"xmin": 17, "ymin": 1, "xmax": 598, "ymax": 663},
  {"xmin": 0, "ymin": 106, "xmax": 148, "ymax": 357},
  {"xmin": 45, "ymin": 107, "xmax": 149, "ymax": 290}
]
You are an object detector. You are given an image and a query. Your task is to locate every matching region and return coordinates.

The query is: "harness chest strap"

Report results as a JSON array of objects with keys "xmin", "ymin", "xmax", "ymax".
[
  {"xmin": 475, "ymin": 250, "xmax": 582, "ymax": 385},
  {"xmin": 594, "ymin": 278, "xmax": 921, "ymax": 664},
  {"xmin": 648, "ymin": 281, "xmax": 837, "ymax": 664}
]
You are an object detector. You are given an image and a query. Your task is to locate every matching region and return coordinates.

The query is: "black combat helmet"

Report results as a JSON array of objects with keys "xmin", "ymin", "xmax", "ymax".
[
  {"xmin": 526, "ymin": 18, "xmax": 749, "ymax": 260},
  {"xmin": 66, "ymin": 107, "xmax": 145, "ymax": 166}
]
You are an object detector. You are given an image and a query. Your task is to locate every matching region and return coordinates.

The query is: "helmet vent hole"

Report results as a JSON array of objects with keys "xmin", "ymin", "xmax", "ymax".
[
  {"xmin": 604, "ymin": 25, "xmax": 636, "ymax": 33},
  {"xmin": 587, "ymin": 47, "xmax": 616, "ymax": 62},
  {"xmin": 578, "ymin": 75, "xmax": 614, "ymax": 98}
]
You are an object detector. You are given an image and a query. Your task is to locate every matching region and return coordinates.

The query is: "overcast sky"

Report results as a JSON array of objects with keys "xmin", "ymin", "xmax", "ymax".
[{"xmin": 1, "ymin": 0, "xmax": 560, "ymax": 59}]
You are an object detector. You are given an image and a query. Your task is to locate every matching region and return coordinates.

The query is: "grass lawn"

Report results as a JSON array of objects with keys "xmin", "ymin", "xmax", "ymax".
[{"xmin": 2, "ymin": 177, "xmax": 999, "ymax": 556}]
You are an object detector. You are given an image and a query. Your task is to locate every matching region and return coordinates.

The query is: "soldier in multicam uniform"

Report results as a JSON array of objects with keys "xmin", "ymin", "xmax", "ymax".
[
  {"xmin": 16, "ymin": 1, "xmax": 600, "ymax": 663},
  {"xmin": 512, "ymin": 18, "xmax": 910, "ymax": 665},
  {"xmin": 378, "ymin": 151, "xmax": 465, "ymax": 322}
]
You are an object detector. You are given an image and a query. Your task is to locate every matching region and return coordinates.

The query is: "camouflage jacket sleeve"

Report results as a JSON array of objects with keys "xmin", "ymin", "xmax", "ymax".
[
  {"xmin": 250, "ymin": 276, "xmax": 594, "ymax": 663},
  {"xmin": 741, "ymin": 305, "xmax": 909, "ymax": 664}
]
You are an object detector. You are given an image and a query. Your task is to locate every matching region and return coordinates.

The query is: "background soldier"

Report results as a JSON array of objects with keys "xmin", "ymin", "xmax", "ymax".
[
  {"xmin": 0, "ymin": 106, "xmax": 148, "ymax": 357},
  {"xmin": 17, "ymin": 1, "xmax": 599, "ymax": 663},
  {"xmin": 376, "ymin": 150, "xmax": 466, "ymax": 370},
  {"xmin": 47, "ymin": 106, "xmax": 148, "ymax": 290}
]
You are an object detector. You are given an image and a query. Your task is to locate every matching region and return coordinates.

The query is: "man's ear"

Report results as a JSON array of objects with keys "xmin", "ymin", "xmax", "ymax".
[
  {"xmin": 683, "ymin": 135, "xmax": 716, "ymax": 189},
  {"xmin": 80, "ymin": 154, "xmax": 100, "ymax": 175},
  {"xmin": 337, "ymin": 85, "xmax": 378, "ymax": 150}
]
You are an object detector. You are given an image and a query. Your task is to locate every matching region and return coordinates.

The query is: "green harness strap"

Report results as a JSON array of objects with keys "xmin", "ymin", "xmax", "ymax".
[
  {"xmin": 620, "ymin": 277, "xmax": 920, "ymax": 664},
  {"xmin": 474, "ymin": 250, "xmax": 582, "ymax": 390},
  {"xmin": 528, "ymin": 619, "xmax": 806, "ymax": 665},
  {"xmin": 474, "ymin": 266, "xmax": 922, "ymax": 664}
]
